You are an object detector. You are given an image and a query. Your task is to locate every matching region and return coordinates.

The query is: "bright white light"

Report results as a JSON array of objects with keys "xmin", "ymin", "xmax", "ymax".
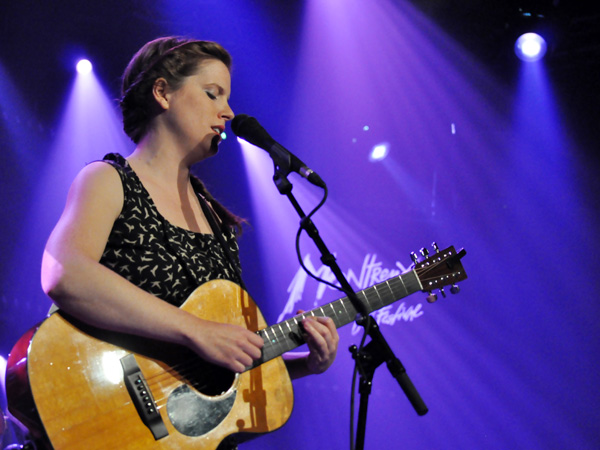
[
  {"xmin": 369, "ymin": 143, "xmax": 389, "ymax": 162},
  {"xmin": 76, "ymin": 59, "xmax": 93, "ymax": 74},
  {"xmin": 0, "ymin": 355, "xmax": 6, "ymax": 389},
  {"xmin": 101, "ymin": 351, "xmax": 125, "ymax": 385},
  {"xmin": 514, "ymin": 33, "xmax": 547, "ymax": 62}
]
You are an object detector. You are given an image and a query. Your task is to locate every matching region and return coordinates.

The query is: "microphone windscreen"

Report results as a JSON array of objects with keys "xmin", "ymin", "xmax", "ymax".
[
  {"xmin": 230, "ymin": 115, "xmax": 274, "ymax": 148},
  {"xmin": 231, "ymin": 114, "xmax": 251, "ymax": 136}
]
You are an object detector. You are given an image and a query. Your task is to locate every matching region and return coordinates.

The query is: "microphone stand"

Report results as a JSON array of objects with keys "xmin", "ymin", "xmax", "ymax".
[
  {"xmin": 350, "ymin": 318, "xmax": 429, "ymax": 449},
  {"xmin": 269, "ymin": 161, "xmax": 428, "ymax": 450}
]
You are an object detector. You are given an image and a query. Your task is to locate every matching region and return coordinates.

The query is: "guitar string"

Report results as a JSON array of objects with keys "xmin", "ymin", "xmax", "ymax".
[
  {"xmin": 138, "ymin": 279, "xmax": 401, "ymax": 399},
  {"xmin": 136, "ymin": 313, "xmax": 311, "ymax": 399},
  {"xmin": 37, "ymin": 269, "xmax": 444, "ymax": 435},
  {"xmin": 136, "ymin": 301, "xmax": 362, "ymax": 404},
  {"xmin": 119, "ymin": 272, "xmax": 419, "ymax": 407},
  {"xmin": 140, "ymin": 316, "xmax": 307, "ymax": 408},
  {"xmin": 416, "ymin": 256, "xmax": 460, "ymax": 287},
  {"xmin": 82, "ymin": 272, "xmax": 431, "ymax": 429}
]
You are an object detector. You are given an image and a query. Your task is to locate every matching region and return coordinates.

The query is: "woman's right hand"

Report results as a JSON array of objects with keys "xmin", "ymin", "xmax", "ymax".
[{"xmin": 185, "ymin": 319, "xmax": 264, "ymax": 373}]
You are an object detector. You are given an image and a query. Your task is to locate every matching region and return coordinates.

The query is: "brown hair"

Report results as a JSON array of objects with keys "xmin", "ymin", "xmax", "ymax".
[
  {"xmin": 120, "ymin": 36, "xmax": 232, "ymax": 145},
  {"xmin": 121, "ymin": 37, "xmax": 244, "ymax": 232}
]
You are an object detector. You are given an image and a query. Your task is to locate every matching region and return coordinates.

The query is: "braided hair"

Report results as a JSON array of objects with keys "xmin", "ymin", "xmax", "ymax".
[{"xmin": 120, "ymin": 36, "xmax": 232, "ymax": 144}]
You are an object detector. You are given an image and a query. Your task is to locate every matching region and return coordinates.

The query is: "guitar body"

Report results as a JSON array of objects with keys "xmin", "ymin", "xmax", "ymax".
[
  {"xmin": 7, "ymin": 244, "xmax": 468, "ymax": 449},
  {"xmin": 6, "ymin": 280, "xmax": 294, "ymax": 450}
]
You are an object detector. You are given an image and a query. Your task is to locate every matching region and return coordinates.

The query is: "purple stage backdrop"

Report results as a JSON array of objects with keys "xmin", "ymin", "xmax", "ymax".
[{"xmin": 1, "ymin": 1, "xmax": 599, "ymax": 449}]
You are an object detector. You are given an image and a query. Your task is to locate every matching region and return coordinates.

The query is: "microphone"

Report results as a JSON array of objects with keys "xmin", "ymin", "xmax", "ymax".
[{"xmin": 231, "ymin": 114, "xmax": 326, "ymax": 188}]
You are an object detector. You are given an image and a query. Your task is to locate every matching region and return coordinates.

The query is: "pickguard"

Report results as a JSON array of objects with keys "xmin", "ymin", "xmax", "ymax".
[{"xmin": 167, "ymin": 383, "xmax": 237, "ymax": 436}]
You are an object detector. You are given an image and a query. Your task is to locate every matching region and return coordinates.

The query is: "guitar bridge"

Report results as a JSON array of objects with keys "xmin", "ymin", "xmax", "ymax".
[{"xmin": 120, "ymin": 354, "xmax": 168, "ymax": 440}]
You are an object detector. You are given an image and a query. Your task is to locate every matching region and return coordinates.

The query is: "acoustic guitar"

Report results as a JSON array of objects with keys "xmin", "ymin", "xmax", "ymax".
[{"xmin": 6, "ymin": 245, "xmax": 466, "ymax": 449}]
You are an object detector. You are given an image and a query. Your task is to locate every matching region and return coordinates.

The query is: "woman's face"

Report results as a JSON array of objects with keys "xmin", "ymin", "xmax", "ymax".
[{"xmin": 161, "ymin": 58, "xmax": 234, "ymax": 160}]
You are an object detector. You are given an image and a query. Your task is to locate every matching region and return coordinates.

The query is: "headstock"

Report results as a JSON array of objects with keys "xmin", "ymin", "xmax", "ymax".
[{"xmin": 411, "ymin": 243, "xmax": 467, "ymax": 303}]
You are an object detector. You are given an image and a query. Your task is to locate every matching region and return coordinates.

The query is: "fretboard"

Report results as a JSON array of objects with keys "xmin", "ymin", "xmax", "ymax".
[{"xmin": 248, "ymin": 269, "xmax": 422, "ymax": 370}]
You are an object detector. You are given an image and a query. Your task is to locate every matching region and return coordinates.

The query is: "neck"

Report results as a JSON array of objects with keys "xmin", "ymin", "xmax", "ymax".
[{"xmin": 128, "ymin": 134, "xmax": 193, "ymax": 188}]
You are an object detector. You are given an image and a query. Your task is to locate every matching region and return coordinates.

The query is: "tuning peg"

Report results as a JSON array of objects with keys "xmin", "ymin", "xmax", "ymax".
[
  {"xmin": 450, "ymin": 284, "xmax": 460, "ymax": 295},
  {"xmin": 410, "ymin": 252, "xmax": 419, "ymax": 264},
  {"xmin": 426, "ymin": 292, "xmax": 438, "ymax": 303},
  {"xmin": 420, "ymin": 247, "xmax": 430, "ymax": 258},
  {"xmin": 432, "ymin": 242, "xmax": 440, "ymax": 253},
  {"xmin": 440, "ymin": 287, "xmax": 447, "ymax": 298}
]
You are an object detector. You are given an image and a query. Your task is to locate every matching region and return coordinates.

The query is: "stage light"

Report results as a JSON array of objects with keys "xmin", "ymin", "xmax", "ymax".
[
  {"xmin": 369, "ymin": 142, "xmax": 389, "ymax": 162},
  {"xmin": 507, "ymin": 4, "xmax": 557, "ymax": 63},
  {"xmin": 76, "ymin": 59, "xmax": 92, "ymax": 74},
  {"xmin": 515, "ymin": 32, "xmax": 547, "ymax": 62}
]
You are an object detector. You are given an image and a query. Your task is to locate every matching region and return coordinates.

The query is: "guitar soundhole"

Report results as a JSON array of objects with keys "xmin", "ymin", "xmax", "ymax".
[
  {"xmin": 189, "ymin": 362, "xmax": 236, "ymax": 396},
  {"xmin": 149, "ymin": 345, "xmax": 237, "ymax": 397}
]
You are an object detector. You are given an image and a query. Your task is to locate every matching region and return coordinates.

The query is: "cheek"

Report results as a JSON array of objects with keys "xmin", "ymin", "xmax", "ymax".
[{"xmin": 179, "ymin": 98, "xmax": 206, "ymax": 124}]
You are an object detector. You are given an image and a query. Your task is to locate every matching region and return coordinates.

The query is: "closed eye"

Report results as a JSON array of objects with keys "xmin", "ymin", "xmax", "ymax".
[{"xmin": 205, "ymin": 91, "xmax": 217, "ymax": 100}]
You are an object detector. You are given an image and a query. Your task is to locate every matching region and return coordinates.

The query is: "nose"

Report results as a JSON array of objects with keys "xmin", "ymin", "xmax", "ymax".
[{"xmin": 220, "ymin": 102, "xmax": 234, "ymax": 122}]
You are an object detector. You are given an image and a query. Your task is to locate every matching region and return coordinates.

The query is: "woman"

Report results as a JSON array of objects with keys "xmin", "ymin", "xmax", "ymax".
[{"xmin": 41, "ymin": 36, "xmax": 338, "ymax": 440}]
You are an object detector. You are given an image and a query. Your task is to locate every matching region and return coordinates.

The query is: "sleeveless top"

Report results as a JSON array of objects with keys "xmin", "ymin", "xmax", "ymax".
[{"xmin": 98, "ymin": 153, "xmax": 242, "ymax": 307}]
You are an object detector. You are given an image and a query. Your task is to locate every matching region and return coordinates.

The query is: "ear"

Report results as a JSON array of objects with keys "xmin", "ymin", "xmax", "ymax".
[{"xmin": 152, "ymin": 78, "xmax": 170, "ymax": 110}]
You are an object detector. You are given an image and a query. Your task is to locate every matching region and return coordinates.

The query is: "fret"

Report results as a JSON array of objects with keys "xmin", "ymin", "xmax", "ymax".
[
  {"xmin": 398, "ymin": 276, "xmax": 410, "ymax": 297},
  {"xmin": 370, "ymin": 284, "xmax": 384, "ymax": 310},
  {"xmin": 358, "ymin": 289, "xmax": 374, "ymax": 314},
  {"xmin": 261, "ymin": 327, "xmax": 272, "ymax": 345},
  {"xmin": 339, "ymin": 297, "xmax": 356, "ymax": 325},
  {"xmin": 276, "ymin": 320, "xmax": 298, "ymax": 353},
  {"xmin": 284, "ymin": 319, "xmax": 293, "ymax": 334},
  {"xmin": 324, "ymin": 303, "xmax": 337, "ymax": 323},
  {"xmin": 400, "ymin": 271, "xmax": 421, "ymax": 296},
  {"xmin": 279, "ymin": 324, "xmax": 296, "ymax": 353},
  {"xmin": 378, "ymin": 279, "xmax": 397, "ymax": 305},
  {"xmin": 261, "ymin": 328, "xmax": 279, "ymax": 362},
  {"xmin": 362, "ymin": 285, "xmax": 384, "ymax": 312},
  {"xmin": 328, "ymin": 300, "xmax": 343, "ymax": 328},
  {"xmin": 290, "ymin": 316, "xmax": 302, "ymax": 342},
  {"xmin": 275, "ymin": 323, "xmax": 289, "ymax": 352},
  {"xmin": 386, "ymin": 278, "xmax": 404, "ymax": 303},
  {"xmin": 388, "ymin": 276, "xmax": 407, "ymax": 302}
]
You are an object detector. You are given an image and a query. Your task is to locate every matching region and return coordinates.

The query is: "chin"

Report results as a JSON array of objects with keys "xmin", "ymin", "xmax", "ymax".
[{"xmin": 192, "ymin": 136, "xmax": 220, "ymax": 161}]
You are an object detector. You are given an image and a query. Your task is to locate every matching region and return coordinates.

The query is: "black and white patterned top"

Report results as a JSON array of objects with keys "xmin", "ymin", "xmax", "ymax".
[{"xmin": 98, "ymin": 153, "xmax": 242, "ymax": 307}]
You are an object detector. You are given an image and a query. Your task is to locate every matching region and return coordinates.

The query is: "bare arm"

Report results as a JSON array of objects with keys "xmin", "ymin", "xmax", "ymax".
[{"xmin": 41, "ymin": 162, "xmax": 263, "ymax": 373}]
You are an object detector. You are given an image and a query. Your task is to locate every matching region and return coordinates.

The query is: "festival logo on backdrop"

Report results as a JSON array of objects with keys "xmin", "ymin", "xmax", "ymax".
[{"xmin": 278, "ymin": 253, "xmax": 425, "ymax": 334}]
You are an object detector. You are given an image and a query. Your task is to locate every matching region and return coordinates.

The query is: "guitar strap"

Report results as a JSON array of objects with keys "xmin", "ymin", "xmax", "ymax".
[{"xmin": 196, "ymin": 193, "xmax": 248, "ymax": 293}]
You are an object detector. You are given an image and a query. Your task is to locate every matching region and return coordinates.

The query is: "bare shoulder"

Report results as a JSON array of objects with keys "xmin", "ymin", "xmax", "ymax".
[
  {"xmin": 71, "ymin": 160, "xmax": 123, "ymax": 193},
  {"xmin": 46, "ymin": 160, "xmax": 125, "ymax": 261},
  {"xmin": 66, "ymin": 161, "xmax": 124, "ymax": 218}
]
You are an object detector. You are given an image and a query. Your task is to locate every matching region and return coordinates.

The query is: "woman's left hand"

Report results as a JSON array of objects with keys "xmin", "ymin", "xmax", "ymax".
[{"xmin": 300, "ymin": 313, "xmax": 339, "ymax": 374}]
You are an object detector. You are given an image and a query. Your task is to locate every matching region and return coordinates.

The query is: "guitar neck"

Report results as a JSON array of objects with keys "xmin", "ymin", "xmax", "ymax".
[{"xmin": 250, "ymin": 269, "xmax": 422, "ymax": 369}]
